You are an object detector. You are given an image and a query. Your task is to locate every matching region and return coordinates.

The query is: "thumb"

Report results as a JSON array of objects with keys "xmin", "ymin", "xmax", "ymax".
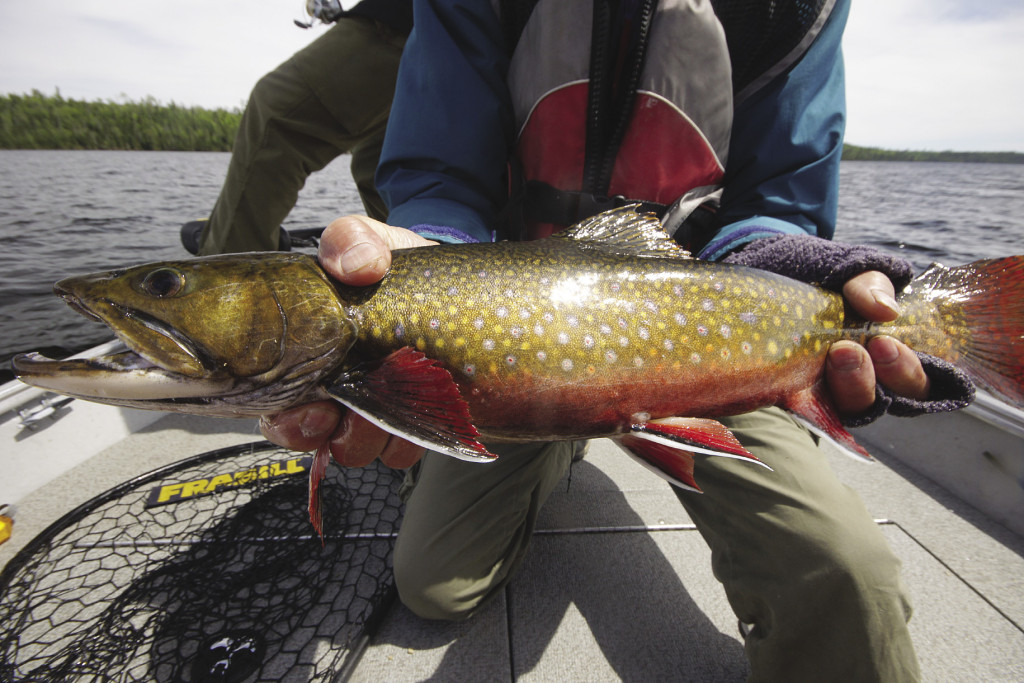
[{"xmin": 319, "ymin": 215, "xmax": 394, "ymax": 286}]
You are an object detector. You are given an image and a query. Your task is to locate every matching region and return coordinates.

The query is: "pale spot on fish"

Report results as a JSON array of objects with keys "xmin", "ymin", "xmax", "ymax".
[
  {"xmin": 562, "ymin": 359, "xmax": 574, "ymax": 371},
  {"xmin": 483, "ymin": 339, "xmax": 495, "ymax": 351}
]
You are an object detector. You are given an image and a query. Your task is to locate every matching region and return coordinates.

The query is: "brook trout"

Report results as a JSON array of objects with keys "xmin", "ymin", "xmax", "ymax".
[{"xmin": 14, "ymin": 208, "xmax": 1024, "ymax": 535}]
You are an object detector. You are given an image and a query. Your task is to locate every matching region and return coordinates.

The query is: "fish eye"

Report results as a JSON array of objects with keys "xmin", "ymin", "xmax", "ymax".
[{"xmin": 141, "ymin": 268, "xmax": 185, "ymax": 298}]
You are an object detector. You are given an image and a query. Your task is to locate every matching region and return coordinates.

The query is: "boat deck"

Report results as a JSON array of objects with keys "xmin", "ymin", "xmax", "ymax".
[{"xmin": 2, "ymin": 408, "xmax": 1023, "ymax": 681}]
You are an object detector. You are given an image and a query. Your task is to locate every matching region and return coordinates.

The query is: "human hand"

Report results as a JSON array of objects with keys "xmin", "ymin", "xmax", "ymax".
[
  {"xmin": 825, "ymin": 271, "xmax": 930, "ymax": 417},
  {"xmin": 259, "ymin": 215, "xmax": 436, "ymax": 468}
]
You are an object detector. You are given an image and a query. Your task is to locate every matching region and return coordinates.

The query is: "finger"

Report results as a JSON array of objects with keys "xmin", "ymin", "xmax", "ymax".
[
  {"xmin": 842, "ymin": 271, "xmax": 902, "ymax": 323},
  {"xmin": 867, "ymin": 336, "xmax": 931, "ymax": 400},
  {"xmin": 826, "ymin": 340, "xmax": 877, "ymax": 416},
  {"xmin": 319, "ymin": 216, "xmax": 393, "ymax": 286},
  {"xmin": 379, "ymin": 438, "xmax": 425, "ymax": 469},
  {"xmin": 319, "ymin": 215, "xmax": 437, "ymax": 286},
  {"xmin": 328, "ymin": 410, "xmax": 391, "ymax": 467},
  {"xmin": 259, "ymin": 401, "xmax": 342, "ymax": 452}
]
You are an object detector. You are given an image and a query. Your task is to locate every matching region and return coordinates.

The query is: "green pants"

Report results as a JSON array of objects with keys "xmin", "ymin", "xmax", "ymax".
[
  {"xmin": 393, "ymin": 408, "xmax": 919, "ymax": 682},
  {"xmin": 198, "ymin": 17, "xmax": 406, "ymax": 255}
]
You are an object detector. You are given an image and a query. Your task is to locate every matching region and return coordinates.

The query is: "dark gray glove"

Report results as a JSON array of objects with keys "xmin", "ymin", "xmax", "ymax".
[{"xmin": 723, "ymin": 233, "xmax": 974, "ymax": 425}]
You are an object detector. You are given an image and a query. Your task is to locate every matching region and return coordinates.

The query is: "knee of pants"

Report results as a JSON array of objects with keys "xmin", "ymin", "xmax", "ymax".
[
  {"xmin": 392, "ymin": 544, "xmax": 479, "ymax": 622},
  {"xmin": 785, "ymin": 505, "xmax": 910, "ymax": 615}
]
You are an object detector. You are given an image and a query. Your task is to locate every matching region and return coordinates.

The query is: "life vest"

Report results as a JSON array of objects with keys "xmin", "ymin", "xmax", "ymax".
[{"xmin": 498, "ymin": 0, "xmax": 837, "ymax": 244}]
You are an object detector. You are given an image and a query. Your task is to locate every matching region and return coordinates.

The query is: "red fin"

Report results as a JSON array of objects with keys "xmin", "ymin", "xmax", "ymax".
[
  {"xmin": 618, "ymin": 417, "xmax": 771, "ymax": 492},
  {"xmin": 782, "ymin": 385, "xmax": 873, "ymax": 461},
  {"xmin": 327, "ymin": 347, "xmax": 496, "ymax": 463},
  {"xmin": 308, "ymin": 443, "xmax": 331, "ymax": 544},
  {"xmin": 931, "ymin": 256, "xmax": 1024, "ymax": 408},
  {"xmin": 620, "ymin": 434, "xmax": 700, "ymax": 491}
]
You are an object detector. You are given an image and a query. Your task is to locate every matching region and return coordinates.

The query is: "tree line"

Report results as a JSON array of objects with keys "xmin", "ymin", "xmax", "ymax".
[
  {"xmin": 0, "ymin": 90, "xmax": 240, "ymax": 151},
  {"xmin": 2, "ymin": 90, "xmax": 1022, "ymax": 163},
  {"xmin": 842, "ymin": 144, "xmax": 1024, "ymax": 164}
]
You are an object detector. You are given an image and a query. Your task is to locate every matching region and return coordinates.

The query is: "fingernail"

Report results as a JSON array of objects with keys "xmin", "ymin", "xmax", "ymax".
[
  {"xmin": 829, "ymin": 343, "xmax": 864, "ymax": 372},
  {"xmin": 868, "ymin": 336, "xmax": 900, "ymax": 364},
  {"xmin": 871, "ymin": 288, "xmax": 901, "ymax": 318},
  {"xmin": 339, "ymin": 241, "xmax": 383, "ymax": 277}
]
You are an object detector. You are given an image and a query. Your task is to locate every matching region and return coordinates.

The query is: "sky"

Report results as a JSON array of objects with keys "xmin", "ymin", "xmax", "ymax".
[{"xmin": 1, "ymin": 0, "xmax": 1023, "ymax": 152}]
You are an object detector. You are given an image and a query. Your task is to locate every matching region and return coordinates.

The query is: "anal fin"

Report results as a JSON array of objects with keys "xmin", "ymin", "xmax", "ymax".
[
  {"xmin": 618, "ymin": 417, "xmax": 771, "ymax": 492},
  {"xmin": 782, "ymin": 384, "xmax": 873, "ymax": 462}
]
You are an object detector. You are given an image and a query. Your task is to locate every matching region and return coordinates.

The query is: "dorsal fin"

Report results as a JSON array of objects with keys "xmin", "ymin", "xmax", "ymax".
[{"xmin": 553, "ymin": 205, "xmax": 692, "ymax": 260}]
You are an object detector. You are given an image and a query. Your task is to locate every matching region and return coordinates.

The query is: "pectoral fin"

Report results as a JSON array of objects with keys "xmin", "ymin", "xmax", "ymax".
[
  {"xmin": 618, "ymin": 417, "xmax": 771, "ymax": 492},
  {"xmin": 326, "ymin": 346, "xmax": 496, "ymax": 463},
  {"xmin": 308, "ymin": 443, "xmax": 331, "ymax": 543}
]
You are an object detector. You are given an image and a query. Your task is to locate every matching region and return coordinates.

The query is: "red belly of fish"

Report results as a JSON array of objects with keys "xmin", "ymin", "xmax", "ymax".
[{"xmin": 457, "ymin": 354, "xmax": 825, "ymax": 441}]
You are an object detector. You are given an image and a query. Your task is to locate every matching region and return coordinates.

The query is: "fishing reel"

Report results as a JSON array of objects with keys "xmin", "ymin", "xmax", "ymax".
[{"xmin": 294, "ymin": 0, "xmax": 346, "ymax": 28}]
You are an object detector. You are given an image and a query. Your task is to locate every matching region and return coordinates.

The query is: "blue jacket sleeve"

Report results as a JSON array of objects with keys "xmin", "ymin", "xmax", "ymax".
[
  {"xmin": 375, "ymin": 0, "xmax": 513, "ymax": 243},
  {"xmin": 699, "ymin": 0, "xmax": 850, "ymax": 261}
]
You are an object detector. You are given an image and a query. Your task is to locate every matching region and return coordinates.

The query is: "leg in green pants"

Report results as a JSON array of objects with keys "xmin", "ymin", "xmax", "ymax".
[
  {"xmin": 392, "ymin": 408, "xmax": 919, "ymax": 682},
  {"xmin": 393, "ymin": 440, "xmax": 574, "ymax": 620},
  {"xmin": 676, "ymin": 408, "xmax": 919, "ymax": 682},
  {"xmin": 198, "ymin": 17, "xmax": 405, "ymax": 255}
]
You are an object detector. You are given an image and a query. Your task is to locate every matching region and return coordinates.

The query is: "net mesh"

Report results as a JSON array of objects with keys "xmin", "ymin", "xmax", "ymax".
[{"xmin": 0, "ymin": 441, "xmax": 404, "ymax": 682}]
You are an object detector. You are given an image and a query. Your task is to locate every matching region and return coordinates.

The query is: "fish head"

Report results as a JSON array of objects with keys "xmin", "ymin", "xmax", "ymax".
[{"xmin": 13, "ymin": 253, "xmax": 356, "ymax": 416}]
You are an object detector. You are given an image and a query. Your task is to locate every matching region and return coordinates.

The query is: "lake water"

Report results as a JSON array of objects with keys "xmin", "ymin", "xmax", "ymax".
[{"xmin": 1, "ymin": 150, "xmax": 1023, "ymax": 379}]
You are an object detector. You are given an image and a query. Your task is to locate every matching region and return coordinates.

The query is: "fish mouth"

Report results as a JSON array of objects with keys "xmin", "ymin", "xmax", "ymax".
[
  {"xmin": 12, "ymin": 291, "xmax": 234, "ymax": 402},
  {"xmin": 12, "ymin": 349, "xmax": 233, "ymax": 401}
]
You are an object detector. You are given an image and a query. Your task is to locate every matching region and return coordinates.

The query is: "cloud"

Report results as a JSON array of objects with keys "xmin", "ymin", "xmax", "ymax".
[
  {"xmin": 844, "ymin": 0, "xmax": 1024, "ymax": 151},
  {"xmin": 1, "ymin": 0, "xmax": 1021, "ymax": 151},
  {"xmin": 0, "ymin": 0, "xmax": 327, "ymax": 110}
]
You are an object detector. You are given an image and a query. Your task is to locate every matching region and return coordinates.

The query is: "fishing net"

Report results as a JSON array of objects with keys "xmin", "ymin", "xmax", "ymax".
[{"xmin": 0, "ymin": 441, "xmax": 404, "ymax": 682}]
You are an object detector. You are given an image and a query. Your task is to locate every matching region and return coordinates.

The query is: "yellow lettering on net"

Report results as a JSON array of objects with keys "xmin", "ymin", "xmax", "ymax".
[
  {"xmin": 286, "ymin": 458, "xmax": 307, "ymax": 474},
  {"xmin": 234, "ymin": 468, "xmax": 258, "ymax": 486},
  {"xmin": 181, "ymin": 479, "xmax": 209, "ymax": 498},
  {"xmin": 206, "ymin": 474, "xmax": 235, "ymax": 493},
  {"xmin": 270, "ymin": 462, "xmax": 285, "ymax": 476},
  {"xmin": 156, "ymin": 483, "xmax": 185, "ymax": 504}
]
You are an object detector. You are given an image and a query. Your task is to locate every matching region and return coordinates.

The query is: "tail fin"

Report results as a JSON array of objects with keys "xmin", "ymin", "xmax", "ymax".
[{"xmin": 906, "ymin": 255, "xmax": 1024, "ymax": 408}]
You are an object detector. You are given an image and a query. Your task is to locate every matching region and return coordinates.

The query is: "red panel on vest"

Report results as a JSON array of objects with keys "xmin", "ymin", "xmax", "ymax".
[
  {"xmin": 517, "ymin": 86, "xmax": 724, "ymax": 206},
  {"xmin": 518, "ymin": 83, "xmax": 589, "ymax": 192},
  {"xmin": 610, "ymin": 93, "xmax": 724, "ymax": 205}
]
